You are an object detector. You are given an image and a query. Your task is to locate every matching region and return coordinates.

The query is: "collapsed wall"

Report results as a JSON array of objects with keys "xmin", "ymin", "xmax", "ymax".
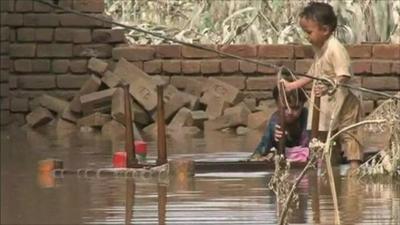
[{"xmin": 1, "ymin": 0, "xmax": 399, "ymax": 133}]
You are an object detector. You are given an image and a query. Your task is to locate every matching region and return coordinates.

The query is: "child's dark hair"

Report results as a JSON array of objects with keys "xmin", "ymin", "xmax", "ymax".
[
  {"xmin": 300, "ymin": 2, "xmax": 337, "ymax": 32},
  {"xmin": 273, "ymin": 85, "xmax": 307, "ymax": 105}
]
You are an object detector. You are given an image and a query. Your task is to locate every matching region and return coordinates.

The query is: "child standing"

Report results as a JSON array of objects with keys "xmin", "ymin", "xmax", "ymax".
[{"xmin": 284, "ymin": 2, "xmax": 362, "ymax": 169}]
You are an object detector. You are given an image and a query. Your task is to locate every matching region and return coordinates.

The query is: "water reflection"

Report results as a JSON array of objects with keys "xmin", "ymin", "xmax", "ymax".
[{"xmin": 1, "ymin": 125, "xmax": 399, "ymax": 225}]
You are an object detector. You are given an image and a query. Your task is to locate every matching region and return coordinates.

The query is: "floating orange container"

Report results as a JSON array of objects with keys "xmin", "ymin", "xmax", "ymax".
[{"xmin": 112, "ymin": 141, "xmax": 148, "ymax": 168}]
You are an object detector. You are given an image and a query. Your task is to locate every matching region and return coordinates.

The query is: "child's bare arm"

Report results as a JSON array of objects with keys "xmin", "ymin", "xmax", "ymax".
[
  {"xmin": 282, "ymin": 77, "xmax": 312, "ymax": 92},
  {"xmin": 315, "ymin": 75, "xmax": 350, "ymax": 97}
]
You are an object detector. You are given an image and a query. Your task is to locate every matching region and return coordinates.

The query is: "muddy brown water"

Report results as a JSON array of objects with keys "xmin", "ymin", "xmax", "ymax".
[{"xmin": 1, "ymin": 125, "xmax": 399, "ymax": 225}]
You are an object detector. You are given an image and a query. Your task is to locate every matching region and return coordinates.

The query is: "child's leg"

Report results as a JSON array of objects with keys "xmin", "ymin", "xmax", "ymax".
[{"xmin": 337, "ymin": 93, "xmax": 363, "ymax": 168}]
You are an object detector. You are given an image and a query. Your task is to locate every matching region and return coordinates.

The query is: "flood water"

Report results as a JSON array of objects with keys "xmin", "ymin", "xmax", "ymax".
[{"xmin": 1, "ymin": 124, "xmax": 399, "ymax": 225}]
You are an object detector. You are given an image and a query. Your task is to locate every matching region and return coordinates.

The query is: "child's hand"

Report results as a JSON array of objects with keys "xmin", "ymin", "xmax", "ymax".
[
  {"xmin": 274, "ymin": 124, "xmax": 286, "ymax": 142},
  {"xmin": 314, "ymin": 83, "xmax": 328, "ymax": 97},
  {"xmin": 280, "ymin": 79, "xmax": 295, "ymax": 92}
]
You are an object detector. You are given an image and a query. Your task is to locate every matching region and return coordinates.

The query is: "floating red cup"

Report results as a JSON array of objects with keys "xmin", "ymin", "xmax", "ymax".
[
  {"xmin": 112, "ymin": 151, "xmax": 127, "ymax": 168},
  {"xmin": 134, "ymin": 140, "xmax": 147, "ymax": 155}
]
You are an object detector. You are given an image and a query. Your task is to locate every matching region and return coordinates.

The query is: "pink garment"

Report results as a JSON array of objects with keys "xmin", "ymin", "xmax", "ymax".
[{"xmin": 285, "ymin": 146, "xmax": 309, "ymax": 162}]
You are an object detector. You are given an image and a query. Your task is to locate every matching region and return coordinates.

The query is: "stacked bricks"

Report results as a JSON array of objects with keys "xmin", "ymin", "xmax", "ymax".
[
  {"xmin": 113, "ymin": 43, "xmax": 399, "ymax": 116},
  {"xmin": 1, "ymin": 0, "xmax": 399, "ymax": 126},
  {"xmin": 0, "ymin": 0, "xmax": 11, "ymax": 125},
  {"xmin": 4, "ymin": 0, "xmax": 125, "ymax": 125}
]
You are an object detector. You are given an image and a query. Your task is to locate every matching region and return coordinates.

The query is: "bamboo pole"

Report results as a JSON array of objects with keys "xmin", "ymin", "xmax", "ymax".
[
  {"xmin": 156, "ymin": 85, "xmax": 167, "ymax": 165},
  {"xmin": 124, "ymin": 178, "xmax": 135, "ymax": 225},
  {"xmin": 277, "ymin": 82, "xmax": 287, "ymax": 158},
  {"xmin": 123, "ymin": 84, "xmax": 138, "ymax": 168}
]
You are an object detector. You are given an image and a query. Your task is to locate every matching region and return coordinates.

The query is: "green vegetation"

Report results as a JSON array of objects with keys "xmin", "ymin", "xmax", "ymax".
[{"xmin": 105, "ymin": 0, "xmax": 400, "ymax": 45}]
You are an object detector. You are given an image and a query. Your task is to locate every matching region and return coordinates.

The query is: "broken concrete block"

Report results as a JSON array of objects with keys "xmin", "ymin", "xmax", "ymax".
[
  {"xmin": 113, "ymin": 58, "xmax": 158, "ymax": 111},
  {"xmin": 56, "ymin": 118, "xmax": 77, "ymax": 136},
  {"xmin": 102, "ymin": 119, "xmax": 143, "ymax": 141},
  {"xmin": 205, "ymin": 94, "xmax": 229, "ymax": 120},
  {"xmin": 152, "ymin": 90, "xmax": 190, "ymax": 121},
  {"xmin": 61, "ymin": 106, "xmax": 80, "ymax": 123},
  {"xmin": 183, "ymin": 77, "xmax": 205, "ymax": 97},
  {"xmin": 111, "ymin": 87, "xmax": 130, "ymax": 124},
  {"xmin": 223, "ymin": 103, "xmax": 251, "ymax": 127},
  {"xmin": 26, "ymin": 106, "xmax": 54, "ymax": 128},
  {"xmin": 168, "ymin": 107, "xmax": 192, "ymax": 129},
  {"xmin": 102, "ymin": 70, "xmax": 122, "ymax": 88},
  {"xmin": 204, "ymin": 103, "xmax": 250, "ymax": 131},
  {"xmin": 39, "ymin": 94, "xmax": 69, "ymax": 114},
  {"xmin": 247, "ymin": 110, "xmax": 271, "ymax": 129},
  {"xmin": 190, "ymin": 110, "xmax": 208, "ymax": 129},
  {"xmin": 204, "ymin": 77, "xmax": 239, "ymax": 104},
  {"xmin": 168, "ymin": 126, "xmax": 201, "ymax": 138},
  {"xmin": 243, "ymin": 97, "xmax": 257, "ymax": 112},
  {"xmin": 77, "ymin": 112, "xmax": 111, "ymax": 127},
  {"xmin": 70, "ymin": 75, "xmax": 102, "ymax": 113},
  {"xmin": 88, "ymin": 57, "xmax": 108, "ymax": 75},
  {"xmin": 80, "ymin": 88, "xmax": 116, "ymax": 115}
]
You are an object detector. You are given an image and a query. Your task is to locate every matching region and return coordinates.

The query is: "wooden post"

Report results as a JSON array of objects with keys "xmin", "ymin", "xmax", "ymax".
[
  {"xmin": 123, "ymin": 84, "xmax": 138, "ymax": 168},
  {"xmin": 157, "ymin": 184, "xmax": 167, "ymax": 225},
  {"xmin": 311, "ymin": 96, "xmax": 321, "ymax": 139},
  {"xmin": 277, "ymin": 82, "xmax": 286, "ymax": 157},
  {"xmin": 156, "ymin": 85, "xmax": 167, "ymax": 165},
  {"xmin": 124, "ymin": 178, "xmax": 135, "ymax": 225}
]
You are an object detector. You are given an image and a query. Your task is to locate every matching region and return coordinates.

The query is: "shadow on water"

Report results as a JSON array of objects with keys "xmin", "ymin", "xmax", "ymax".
[{"xmin": 1, "ymin": 124, "xmax": 399, "ymax": 225}]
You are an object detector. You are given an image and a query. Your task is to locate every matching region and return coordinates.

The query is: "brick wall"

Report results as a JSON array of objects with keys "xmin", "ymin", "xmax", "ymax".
[
  {"xmin": 0, "ymin": 0, "xmax": 399, "ymax": 126},
  {"xmin": 0, "ymin": 0, "xmax": 125, "ymax": 125}
]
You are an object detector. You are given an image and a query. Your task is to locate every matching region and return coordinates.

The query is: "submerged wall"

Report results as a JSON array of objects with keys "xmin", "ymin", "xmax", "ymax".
[{"xmin": 0, "ymin": 0, "xmax": 399, "ymax": 126}]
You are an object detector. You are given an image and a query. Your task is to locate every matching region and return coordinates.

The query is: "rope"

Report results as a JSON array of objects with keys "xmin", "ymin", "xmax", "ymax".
[{"xmin": 33, "ymin": 0, "xmax": 400, "ymax": 101}]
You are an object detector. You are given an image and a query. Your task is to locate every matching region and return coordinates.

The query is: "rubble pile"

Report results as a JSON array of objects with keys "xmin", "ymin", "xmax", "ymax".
[{"xmin": 25, "ymin": 57, "xmax": 277, "ymax": 139}]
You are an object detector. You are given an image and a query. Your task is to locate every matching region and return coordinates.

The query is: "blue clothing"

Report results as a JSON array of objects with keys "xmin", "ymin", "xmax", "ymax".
[{"xmin": 254, "ymin": 108, "xmax": 309, "ymax": 156}]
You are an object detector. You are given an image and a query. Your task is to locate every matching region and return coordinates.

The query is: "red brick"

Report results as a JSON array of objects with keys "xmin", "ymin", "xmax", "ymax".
[
  {"xmin": 56, "ymin": 74, "xmax": 90, "ymax": 89},
  {"xmin": 258, "ymin": 60, "xmax": 294, "ymax": 74},
  {"xmin": 10, "ymin": 44, "xmax": 36, "ymax": 58},
  {"xmin": 73, "ymin": 44, "xmax": 112, "ymax": 58},
  {"xmin": 37, "ymin": 44, "xmax": 73, "ymax": 58},
  {"xmin": 0, "ymin": 56, "xmax": 10, "ymax": 69},
  {"xmin": 346, "ymin": 45, "xmax": 371, "ymax": 58},
  {"xmin": 0, "ymin": 70, "xmax": 9, "ymax": 82},
  {"xmin": 32, "ymin": 59, "xmax": 51, "ymax": 72},
  {"xmin": 258, "ymin": 45, "xmax": 294, "ymax": 58},
  {"xmin": 372, "ymin": 61, "xmax": 392, "ymax": 74},
  {"xmin": 0, "ymin": 0, "xmax": 13, "ymax": 12},
  {"xmin": 143, "ymin": 60, "xmax": 162, "ymax": 74},
  {"xmin": 182, "ymin": 60, "xmax": 200, "ymax": 74},
  {"xmin": 294, "ymin": 45, "xmax": 314, "ymax": 58},
  {"xmin": 351, "ymin": 60, "xmax": 371, "ymax": 74},
  {"xmin": 0, "ymin": 41, "xmax": 9, "ymax": 54},
  {"xmin": 392, "ymin": 62, "xmax": 400, "ymax": 74},
  {"xmin": 182, "ymin": 45, "xmax": 218, "ymax": 58},
  {"xmin": 73, "ymin": 29, "xmax": 92, "ymax": 43},
  {"xmin": 59, "ymin": 13, "xmax": 103, "ymax": 27},
  {"xmin": 15, "ymin": 0, "xmax": 32, "ymax": 12},
  {"xmin": 201, "ymin": 60, "xmax": 220, "ymax": 74},
  {"xmin": 9, "ymin": 76, "xmax": 17, "ymax": 89},
  {"xmin": 19, "ymin": 75, "xmax": 56, "ymax": 89},
  {"xmin": 92, "ymin": 29, "xmax": 125, "ymax": 43},
  {"xmin": 156, "ymin": 45, "xmax": 182, "ymax": 58},
  {"xmin": 221, "ymin": 59, "xmax": 239, "ymax": 73},
  {"xmin": 10, "ymin": 97, "xmax": 28, "ymax": 112},
  {"xmin": 5, "ymin": 13, "xmax": 24, "ymax": 26},
  {"xmin": 0, "ymin": 83, "xmax": 9, "ymax": 97},
  {"xmin": 162, "ymin": 60, "xmax": 181, "ymax": 74},
  {"xmin": 9, "ymin": 29, "xmax": 16, "ymax": 42},
  {"xmin": 17, "ymin": 28, "xmax": 34, "ymax": 42},
  {"xmin": 0, "ymin": 97, "xmax": 10, "ymax": 110},
  {"xmin": 35, "ymin": 28, "xmax": 53, "ymax": 42},
  {"xmin": 246, "ymin": 77, "xmax": 276, "ymax": 90},
  {"xmin": 215, "ymin": 76, "xmax": 245, "ymax": 89},
  {"xmin": 14, "ymin": 59, "xmax": 32, "ymax": 73},
  {"xmin": 112, "ymin": 46, "xmax": 155, "ymax": 61},
  {"xmin": 239, "ymin": 60, "xmax": 257, "ymax": 73},
  {"xmin": 372, "ymin": 44, "xmax": 400, "ymax": 59},
  {"xmin": 0, "ymin": 27, "xmax": 9, "ymax": 41},
  {"xmin": 23, "ymin": 13, "xmax": 59, "ymax": 27},
  {"xmin": 70, "ymin": 59, "xmax": 88, "ymax": 74},
  {"xmin": 52, "ymin": 59, "xmax": 70, "ymax": 74},
  {"xmin": 362, "ymin": 76, "xmax": 399, "ymax": 90},
  {"xmin": 295, "ymin": 59, "xmax": 313, "ymax": 74},
  {"xmin": 73, "ymin": 0, "xmax": 104, "ymax": 13},
  {"xmin": 132, "ymin": 61, "xmax": 143, "ymax": 70},
  {"xmin": 33, "ymin": 1, "xmax": 53, "ymax": 12},
  {"xmin": 219, "ymin": 45, "xmax": 257, "ymax": 57}
]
